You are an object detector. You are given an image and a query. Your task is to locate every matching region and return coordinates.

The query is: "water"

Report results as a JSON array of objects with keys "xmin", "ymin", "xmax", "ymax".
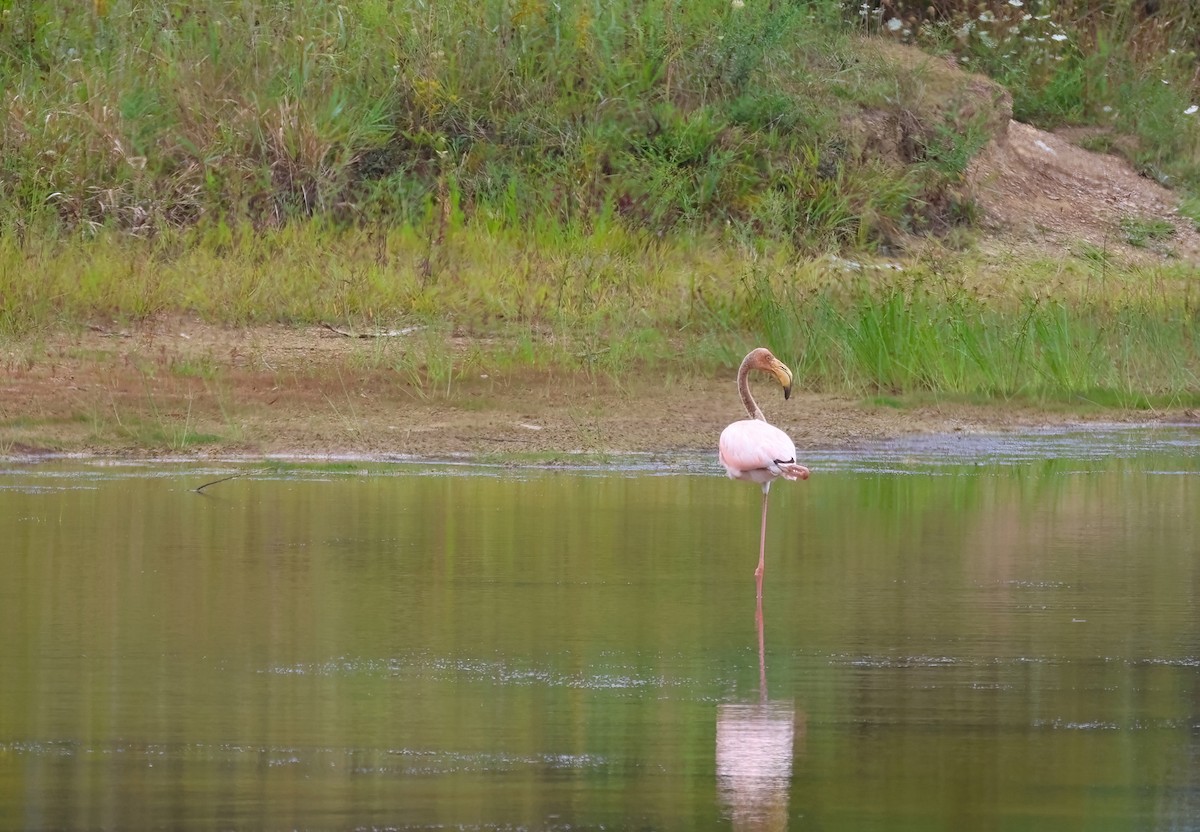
[{"xmin": 1, "ymin": 427, "xmax": 1198, "ymax": 830}]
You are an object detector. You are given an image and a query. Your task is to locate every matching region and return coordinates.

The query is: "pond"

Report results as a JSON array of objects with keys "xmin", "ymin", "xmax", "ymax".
[{"xmin": 2, "ymin": 427, "xmax": 1198, "ymax": 830}]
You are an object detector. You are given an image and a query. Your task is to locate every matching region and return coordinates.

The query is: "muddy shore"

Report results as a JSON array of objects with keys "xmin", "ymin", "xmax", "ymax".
[{"xmin": 3, "ymin": 320, "xmax": 1194, "ymax": 460}]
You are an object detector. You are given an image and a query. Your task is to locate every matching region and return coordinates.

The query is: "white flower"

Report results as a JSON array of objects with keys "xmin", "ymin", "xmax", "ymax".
[
  {"xmin": 887, "ymin": 17, "xmax": 902, "ymax": 31},
  {"xmin": 1162, "ymin": 79, "xmax": 1170, "ymax": 85},
  {"xmin": 731, "ymin": 0, "xmax": 744, "ymax": 9},
  {"xmin": 1007, "ymin": 0, "xmax": 1023, "ymax": 5},
  {"xmin": 978, "ymin": 10, "xmax": 995, "ymax": 22},
  {"xmin": 1186, "ymin": 105, "xmax": 1198, "ymax": 115},
  {"xmin": 1102, "ymin": 105, "xmax": 1113, "ymax": 113},
  {"xmin": 1050, "ymin": 33, "xmax": 1067, "ymax": 42}
]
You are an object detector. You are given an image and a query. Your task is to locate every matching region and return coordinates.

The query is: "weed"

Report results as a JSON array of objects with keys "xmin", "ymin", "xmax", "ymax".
[
  {"xmin": 1178, "ymin": 198, "xmax": 1200, "ymax": 232},
  {"xmin": 738, "ymin": 272, "xmax": 1200, "ymax": 406},
  {"xmin": 171, "ymin": 356, "xmax": 219, "ymax": 380},
  {"xmin": 1120, "ymin": 215, "xmax": 1175, "ymax": 249}
]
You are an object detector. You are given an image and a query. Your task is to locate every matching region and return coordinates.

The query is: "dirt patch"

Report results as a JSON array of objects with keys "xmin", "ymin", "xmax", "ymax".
[
  {"xmin": 2, "ymin": 318, "xmax": 1191, "ymax": 460},
  {"xmin": 968, "ymin": 120, "xmax": 1200, "ymax": 262},
  {"xmin": 844, "ymin": 42, "xmax": 1199, "ymax": 263}
]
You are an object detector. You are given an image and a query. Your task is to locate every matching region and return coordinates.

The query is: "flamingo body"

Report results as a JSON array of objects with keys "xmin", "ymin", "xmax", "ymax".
[{"xmin": 719, "ymin": 419, "xmax": 806, "ymax": 487}]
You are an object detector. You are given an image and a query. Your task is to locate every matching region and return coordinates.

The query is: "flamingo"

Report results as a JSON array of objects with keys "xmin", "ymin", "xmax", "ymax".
[{"xmin": 718, "ymin": 348, "xmax": 809, "ymax": 597}]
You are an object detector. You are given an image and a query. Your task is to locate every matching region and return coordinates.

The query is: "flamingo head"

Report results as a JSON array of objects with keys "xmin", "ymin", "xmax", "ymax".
[{"xmin": 748, "ymin": 348, "xmax": 793, "ymax": 400}]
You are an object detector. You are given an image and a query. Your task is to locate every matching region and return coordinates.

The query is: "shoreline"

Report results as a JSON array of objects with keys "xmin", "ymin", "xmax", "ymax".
[
  {"xmin": 4, "ymin": 419, "xmax": 1197, "ymax": 468},
  {"xmin": 3, "ymin": 320, "xmax": 1197, "ymax": 460}
]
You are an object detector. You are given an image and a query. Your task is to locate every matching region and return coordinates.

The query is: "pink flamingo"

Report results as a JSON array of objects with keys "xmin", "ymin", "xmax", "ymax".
[{"xmin": 718, "ymin": 348, "xmax": 809, "ymax": 597}]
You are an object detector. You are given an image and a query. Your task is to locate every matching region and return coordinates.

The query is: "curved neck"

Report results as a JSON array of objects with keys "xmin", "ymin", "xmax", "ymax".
[{"xmin": 738, "ymin": 353, "xmax": 766, "ymax": 421}]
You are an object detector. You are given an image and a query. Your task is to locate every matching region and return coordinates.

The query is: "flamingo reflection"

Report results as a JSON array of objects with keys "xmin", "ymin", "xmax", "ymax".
[{"xmin": 716, "ymin": 597, "xmax": 804, "ymax": 830}]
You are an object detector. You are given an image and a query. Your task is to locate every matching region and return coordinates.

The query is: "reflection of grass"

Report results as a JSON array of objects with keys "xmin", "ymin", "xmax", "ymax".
[
  {"xmin": 474, "ymin": 451, "xmax": 618, "ymax": 467},
  {"xmin": 265, "ymin": 462, "xmax": 364, "ymax": 473}
]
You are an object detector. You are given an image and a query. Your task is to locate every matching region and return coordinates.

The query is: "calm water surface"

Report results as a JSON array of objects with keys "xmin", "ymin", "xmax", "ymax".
[{"xmin": 2, "ymin": 428, "xmax": 1199, "ymax": 830}]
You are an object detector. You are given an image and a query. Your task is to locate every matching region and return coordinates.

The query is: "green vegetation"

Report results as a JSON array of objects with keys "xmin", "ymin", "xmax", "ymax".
[
  {"xmin": 0, "ymin": 0, "xmax": 989, "ymax": 243},
  {"xmin": 737, "ymin": 268, "xmax": 1200, "ymax": 407},
  {"xmin": 882, "ymin": 0, "xmax": 1200, "ymax": 192},
  {"xmin": 1, "ymin": 0, "xmax": 1199, "ymax": 415},
  {"xmin": 1119, "ymin": 215, "xmax": 1175, "ymax": 249}
]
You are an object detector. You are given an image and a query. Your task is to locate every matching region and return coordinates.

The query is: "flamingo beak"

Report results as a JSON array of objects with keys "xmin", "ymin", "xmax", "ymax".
[{"xmin": 771, "ymin": 360, "xmax": 793, "ymax": 400}]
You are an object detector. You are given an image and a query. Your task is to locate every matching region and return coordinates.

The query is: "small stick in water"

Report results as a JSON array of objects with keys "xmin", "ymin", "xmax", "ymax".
[{"xmin": 193, "ymin": 472, "xmax": 248, "ymax": 495}]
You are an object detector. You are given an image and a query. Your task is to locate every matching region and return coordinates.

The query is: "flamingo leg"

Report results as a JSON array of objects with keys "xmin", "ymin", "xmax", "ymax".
[{"xmin": 755, "ymin": 484, "xmax": 770, "ymax": 598}]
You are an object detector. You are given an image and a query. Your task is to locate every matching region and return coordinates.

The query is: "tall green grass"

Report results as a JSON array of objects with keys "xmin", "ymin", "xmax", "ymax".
[
  {"xmin": 4, "ymin": 1, "xmax": 1196, "ymax": 235},
  {"xmin": 727, "ymin": 270, "xmax": 1200, "ymax": 407},
  {"xmin": 0, "ymin": 0, "xmax": 1002, "ymax": 246}
]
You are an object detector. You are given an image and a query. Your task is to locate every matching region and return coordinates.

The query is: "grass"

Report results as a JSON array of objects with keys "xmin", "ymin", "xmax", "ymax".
[
  {"xmin": 1177, "ymin": 197, "xmax": 1200, "ymax": 231},
  {"xmin": 2, "ymin": 220, "xmax": 1198, "ymax": 409},
  {"xmin": 705, "ymin": 254, "xmax": 1200, "ymax": 407},
  {"xmin": 1, "ymin": 1, "xmax": 1193, "ymax": 238},
  {"xmin": 170, "ymin": 356, "xmax": 220, "ymax": 380},
  {"xmin": 1120, "ymin": 215, "xmax": 1175, "ymax": 249},
  {"xmin": 0, "ymin": 0, "xmax": 1004, "ymax": 247}
]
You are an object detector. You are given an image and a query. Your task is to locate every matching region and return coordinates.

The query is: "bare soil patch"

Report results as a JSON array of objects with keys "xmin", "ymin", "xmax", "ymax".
[{"xmin": 969, "ymin": 120, "xmax": 1200, "ymax": 262}]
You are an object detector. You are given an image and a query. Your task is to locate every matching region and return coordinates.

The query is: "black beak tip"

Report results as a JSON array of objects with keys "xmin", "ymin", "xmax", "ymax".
[{"xmin": 783, "ymin": 385, "xmax": 792, "ymax": 401}]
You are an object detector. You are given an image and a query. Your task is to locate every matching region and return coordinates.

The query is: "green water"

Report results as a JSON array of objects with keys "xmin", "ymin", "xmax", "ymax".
[{"xmin": 2, "ymin": 429, "xmax": 1199, "ymax": 830}]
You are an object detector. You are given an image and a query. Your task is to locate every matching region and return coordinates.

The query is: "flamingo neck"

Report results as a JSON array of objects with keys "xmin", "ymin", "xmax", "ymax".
[{"xmin": 738, "ymin": 353, "xmax": 766, "ymax": 421}]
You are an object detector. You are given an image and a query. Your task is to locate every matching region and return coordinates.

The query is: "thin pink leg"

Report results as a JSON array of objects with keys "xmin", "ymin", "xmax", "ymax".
[{"xmin": 755, "ymin": 486, "xmax": 770, "ymax": 598}]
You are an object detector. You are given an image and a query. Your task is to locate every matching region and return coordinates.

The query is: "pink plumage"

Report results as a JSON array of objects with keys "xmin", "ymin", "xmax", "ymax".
[{"xmin": 719, "ymin": 419, "xmax": 808, "ymax": 486}]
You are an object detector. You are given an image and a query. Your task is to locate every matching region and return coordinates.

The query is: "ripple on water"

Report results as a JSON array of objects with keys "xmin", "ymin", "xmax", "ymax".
[
  {"xmin": 827, "ymin": 652, "xmax": 1200, "ymax": 670},
  {"xmin": 833, "ymin": 654, "xmax": 960, "ymax": 669},
  {"xmin": 259, "ymin": 653, "xmax": 695, "ymax": 692},
  {"xmin": 0, "ymin": 740, "xmax": 606, "ymax": 775}
]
